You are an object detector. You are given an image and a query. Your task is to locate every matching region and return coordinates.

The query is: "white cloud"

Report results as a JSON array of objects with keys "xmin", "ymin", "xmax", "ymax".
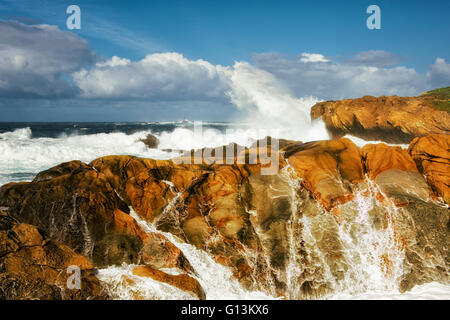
[
  {"xmin": 299, "ymin": 53, "xmax": 329, "ymax": 63},
  {"xmin": 73, "ymin": 52, "xmax": 231, "ymax": 101},
  {"xmin": 253, "ymin": 52, "xmax": 429, "ymax": 99},
  {"xmin": 0, "ymin": 20, "xmax": 446, "ymax": 117},
  {"xmin": 427, "ymin": 58, "xmax": 450, "ymax": 88}
]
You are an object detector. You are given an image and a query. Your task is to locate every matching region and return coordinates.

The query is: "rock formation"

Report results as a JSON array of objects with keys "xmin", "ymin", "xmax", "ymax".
[
  {"xmin": 0, "ymin": 129, "xmax": 449, "ymax": 298},
  {"xmin": 311, "ymin": 94, "xmax": 450, "ymax": 143},
  {"xmin": 0, "ymin": 209, "xmax": 108, "ymax": 299},
  {"xmin": 140, "ymin": 134, "xmax": 160, "ymax": 149},
  {"xmin": 132, "ymin": 266, "xmax": 206, "ymax": 300},
  {"xmin": 408, "ymin": 134, "xmax": 450, "ymax": 204}
]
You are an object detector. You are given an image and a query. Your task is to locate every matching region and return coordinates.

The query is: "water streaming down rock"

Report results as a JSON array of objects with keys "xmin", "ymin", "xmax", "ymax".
[
  {"xmin": 277, "ymin": 171, "xmax": 406, "ymax": 298},
  {"xmin": 97, "ymin": 206, "xmax": 277, "ymax": 300},
  {"xmin": 97, "ymin": 264, "xmax": 196, "ymax": 300},
  {"xmin": 279, "ymin": 164, "xmax": 337, "ymax": 299},
  {"xmin": 2, "ymin": 131, "xmax": 448, "ymax": 299},
  {"xmin": 96, "ymin": 168, "xmax": 416, "ymax": 300},
  {"xmin": 330, "ymin": 181, "xmax": 405, "ymax": 295}
]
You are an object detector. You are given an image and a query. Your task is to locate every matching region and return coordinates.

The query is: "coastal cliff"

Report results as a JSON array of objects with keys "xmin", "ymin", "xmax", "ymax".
[{"xmin": 311, "ymin": 88, "xmax": 450, "ymax": 143}]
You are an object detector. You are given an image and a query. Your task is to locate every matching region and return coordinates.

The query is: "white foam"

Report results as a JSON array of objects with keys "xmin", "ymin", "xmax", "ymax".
[
  {"xmin": 344, "ymin": 134, "xmax": 409, "ymax": 148},
  {"xmin": 97, "ymin": 263, "xmax": 195, "ymax": 300},
  {"xmin": 0, "ymin": 127, "xmax": 177, "ymax": 186},
  {"xmin": 326, "ymin": 282, "xmax": 450, "ymax": 300},
  {"xmin": 0, "ymin": 127, "xmax": 32, "ymax": 140},
  {"xmin": 129, "ymin": 208, "xmax": 277, "ymax": 300}
]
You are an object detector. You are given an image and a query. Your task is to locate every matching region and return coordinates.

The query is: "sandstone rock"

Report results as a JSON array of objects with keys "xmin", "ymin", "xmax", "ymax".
[
  {"xmin": 140, "ymin": 232, "xmax": 194, "ymax": 273},
  {"xmin": 1, "ymin": 134, "xmax": 448, "ymax": 300},
  {"xmin": 362, "ymin": 143, "xmax": 417, "ymax": 179},
  {"xmin": 311, "ymin": 95, "xmax": 450, "ymax": 143},
  {"xmin": 0, "ymin": 161, "xmax": 162, "ymax": 268},
  {"xmin": 2, "ymin": 161, "xmax": 196, "ymax": 276},
  {"xmin": 0, "ymin": 182, "xmax": 30, "ymax": 208},
  {"xmin": 0, "ymin": 213, "xmax": 108, "ymax": 300},
  {"xmin": 284, "ymin": 138, "xmax": 364, "ymax": 211},
  {"xmin": 361, "ymin": 143, "xmax": 432, "ymax": 204},
  {"xmin": 91, "ymin": 154, "xmax": 287, "ymax": 293},
  {"xmin": 392, "ymin": 197, "xmax": 450, "ymax": 292},
  {"xmin": 408, "ymin": 134, "xmax": 450, "ymax": 204},
  {"xmin": 132, "ymin": 266, "xmax": 206, "ymax": 300},
  {"xmin": 90, "ymin": 156, "xmax": 207, "ymax": 222}
]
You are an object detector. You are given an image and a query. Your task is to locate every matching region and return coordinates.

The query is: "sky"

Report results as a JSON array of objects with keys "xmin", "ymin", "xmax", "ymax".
[{"xmin": 0, "ymin": 0, "xmax": 449, "ymax": 121}]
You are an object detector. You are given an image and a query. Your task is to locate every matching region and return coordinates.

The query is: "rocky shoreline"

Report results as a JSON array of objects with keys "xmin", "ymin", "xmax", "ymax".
[{"xmin": 1, "ymin": 92, "xmax": 449, "ymax": 300}]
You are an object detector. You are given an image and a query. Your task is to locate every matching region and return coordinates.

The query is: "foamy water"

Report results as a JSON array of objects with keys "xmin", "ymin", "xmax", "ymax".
[
  {"xmin": 0, "ymin": 127, "xmax": 177, "ymax": 185},
  {"xmin": 97, "ymin": 263, "xmax": 196, "ymax": 300},
  {"xmin": 97, "ymin": 208, "xmax": 276, "ymax": 300},
  {"xmin": 326, "ymin": 282, "xmax": 450, "ymax": 300}
]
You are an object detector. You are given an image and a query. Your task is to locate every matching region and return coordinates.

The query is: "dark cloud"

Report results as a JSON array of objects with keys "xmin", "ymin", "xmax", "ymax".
[
  {"xmin": 0, "ymin": 20, "xmax": 96, "ymax": 98},
  {"xmin": 345, "ymin": 50, "xmax": 403, "ymax": 67}
]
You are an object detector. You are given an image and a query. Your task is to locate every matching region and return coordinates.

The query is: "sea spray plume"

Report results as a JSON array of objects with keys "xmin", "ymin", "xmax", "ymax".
[{"xmin": 226, "ymin": 62, "xmax": 329, "ymax": 141}]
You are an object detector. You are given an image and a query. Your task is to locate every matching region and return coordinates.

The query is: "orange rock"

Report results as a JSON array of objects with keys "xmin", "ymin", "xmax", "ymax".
[
  {"xmin": 285, "ymin": 138, "xmax": 364, "ymax": 210},
  {"xmin": 140, "ymin": 232, "xmax": 194, "ymax": 273},
  {"xmin": 90, "ymin": 156, "xmax": 207, "ymax": 221},
  {"xmin": 113, "ymin": 209, "xmax": 147, "ymax": 240},
  {"xmin": 408, "ymin": 134, "xmax": 450, "ymax": 204},
  {"xmin": 0, "ymin": 161, "xmax": 144, "ymax": 267},
  {"xmin": 0, "ymin": 214, "xmax": 107, "ymax": 300},
  {"xmin": 361, "ymin": 143, "xmax": 418, "ymax": 179},
  {"xmin": 132, "ymin": 265, "xmax": 206, "ymax": 300},
  {"xmin": 311, "ymin": 95, "xmax": 450, "ymax": 143},
  {"xmin": 361, "ymin": 143, "xmax": 433, "ymax": 203}
]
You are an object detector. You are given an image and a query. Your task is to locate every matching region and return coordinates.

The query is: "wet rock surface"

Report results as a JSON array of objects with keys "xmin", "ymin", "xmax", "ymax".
[
  {"xmin": 0, "ymin": 210, "xmax": 108, "ymax": 299},
  {"xmin": 0, "ymin": 134, "xmax": 449, "ymax": 299},
  {"xmin": 132, "ymin": 265, "xmax": 206, "ymax": 300},
  {"xmin": 311, "ymin": 95, "xmax": 450, "ymax": 143},
  {"xmin": 408, "ymin": 134, "xmax": 450, "ymax": 204},
  {"xmin": 140, "ymin": 134, "xmax": 160, "ymax": 149}
]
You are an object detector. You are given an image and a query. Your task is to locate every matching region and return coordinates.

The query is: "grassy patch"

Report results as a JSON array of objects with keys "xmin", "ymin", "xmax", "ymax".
[
  {"xmin": 432, "ymin": 100, "xmax": 450, "ymax": 112},
  {"xmin": 423, "ymin": 86, "xmax": 450, "ymax": 99},
  {"xmin": 421, "ymin": 86, "xmax": 450, "ymax": 112}
]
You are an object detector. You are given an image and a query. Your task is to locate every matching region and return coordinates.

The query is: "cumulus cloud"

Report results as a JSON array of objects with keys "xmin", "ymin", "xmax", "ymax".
[
  {"xmin": 427, "ymin": 58, "xmax": 450, "ymax": 88},
  {"xmin": 0, "ymin": 20, "xmax": 95, "ymax": 98},
  {"xmin": 252, "ymin": 52, "xmax": 428, "ymax": 100},
  {"xmin": 0, "ymin": 19, "xmax": 446, "ymax": 118},
  {"xmin": 73, "ymin": 53, "xmax": 231, "ymax": 101},
  {"xmin": 299, "ymin": 53, "xmax": 329, "ymax": 63}
]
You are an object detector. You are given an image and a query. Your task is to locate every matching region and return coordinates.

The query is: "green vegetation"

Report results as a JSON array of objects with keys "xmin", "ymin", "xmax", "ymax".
[
  {"xmin": 423, "ymin": 86, "xmax": 450, "ymax": 99},
  {"xmin": 432, "ymin": 100, "xmax": 450, "ymax": 112},
  {"xmin": 421, "ymin": 86, "xmax": 450, "ymax": 112}
]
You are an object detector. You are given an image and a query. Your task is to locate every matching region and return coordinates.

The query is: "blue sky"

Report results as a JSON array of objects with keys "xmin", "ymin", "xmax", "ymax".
[{"xmin": 0, "ymin": 0, "xmax": 449, "ymax": 121}]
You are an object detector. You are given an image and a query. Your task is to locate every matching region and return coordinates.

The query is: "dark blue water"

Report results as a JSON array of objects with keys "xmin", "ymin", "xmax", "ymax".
[{"xmin": 0, "ymin": 121, "xmax": 230, "ymax": 139}]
